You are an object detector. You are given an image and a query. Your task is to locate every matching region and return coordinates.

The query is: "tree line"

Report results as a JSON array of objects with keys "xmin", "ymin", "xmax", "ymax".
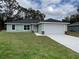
[
  {"xmin": 0, "ymin": 0, "xmax": 45, "ymax": 22},
  {"xmin": 62, "ymin": 8, "xmax": 79, "ymax": 24}
]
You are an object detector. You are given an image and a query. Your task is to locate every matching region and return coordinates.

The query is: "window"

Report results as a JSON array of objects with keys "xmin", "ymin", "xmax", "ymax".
[
  {"xmin": 24, "ymin": 25, "xmax": 30, "ymax": 30},
  {"xmin": 12, "ymin": 25, "xmax": 15, "ymax": 30}
]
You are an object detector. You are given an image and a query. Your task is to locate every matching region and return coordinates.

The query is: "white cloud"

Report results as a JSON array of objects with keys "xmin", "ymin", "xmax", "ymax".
[
  {"xmin": 77, "ymin": 0, "xmax": 79, "ymax": 2},
  {"xmin": 16, "ymin": 0, "xmax": 78, "ymax": 20},
  {"xmin": 70, "ymin": 0, "xmax": 76, "ymax": 3},
  {"xmin": 42, "ymin": 4, "xmax": 77, "ymax": 20},
  {"xmin": 48, "ymin": 7, "xmax": 54, "ymax": 12},
  {"xmin": 16, "ymin": 0, "xmax": 32, "ymax": 8},
  {"xmin": 41, "ymin": 0, "xmax": 62, "ymax": 4},
  {"xmin": 51, "ymin": 0, "xmax": 62, "ymax": 3},
  {"xmin": 40, "ymin": 0, "xmax": 62, "ymax": 8},
  {"xmin": 17, "ymin": 0, "xmax": 40, "ymax": 10}
]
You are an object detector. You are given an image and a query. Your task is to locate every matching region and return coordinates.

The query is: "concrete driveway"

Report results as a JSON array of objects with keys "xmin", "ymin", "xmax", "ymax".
[{"xmin": 47, "ymin": 34, "xmax": 79, "ymax": 53}]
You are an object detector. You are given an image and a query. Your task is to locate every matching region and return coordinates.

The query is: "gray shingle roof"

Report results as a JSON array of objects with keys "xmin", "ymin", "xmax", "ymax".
[
  {"xmin": 5, "ymin": 18, "xmax": 69, "ymax": 24},
  {"xmin": 43, "ymin": 19, "xmax": 61, "ymax": 22},
  {"xmin": 5, "ymin": 19, "xmax": 39, "ymax": 23}
]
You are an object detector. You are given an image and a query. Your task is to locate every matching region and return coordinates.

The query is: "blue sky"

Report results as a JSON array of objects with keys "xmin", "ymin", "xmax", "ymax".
[{"xmin": 16, "ymin": 0, "xmax": 79, "ymax": 20}]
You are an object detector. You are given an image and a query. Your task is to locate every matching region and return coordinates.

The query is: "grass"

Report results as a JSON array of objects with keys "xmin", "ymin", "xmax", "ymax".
[
  {"xmin": 0, "ymin": 32, "xmax": 78, "ymax": 59},
  {"xmin": 66, "ymin": 32, "xmax": 79, "ymax": 37}
]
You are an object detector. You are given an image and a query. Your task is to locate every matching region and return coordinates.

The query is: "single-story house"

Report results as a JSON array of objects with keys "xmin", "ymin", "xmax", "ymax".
[
  {"xmin": 5, "ymin": 19, "xmax": 69, "ymax": 35},
  {"xmin": 68, "ymin": 22, "xmax": 79, "ymax": 32}
]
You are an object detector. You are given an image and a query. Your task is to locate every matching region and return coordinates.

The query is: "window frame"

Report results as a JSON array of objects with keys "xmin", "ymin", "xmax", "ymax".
[
  {"xmin": 24, "ymin": 25, "xmax": 30, "ymax": 30},
  {"xmin": 12, "ymin": 25, "xmax": 15, "ymax": 30}
]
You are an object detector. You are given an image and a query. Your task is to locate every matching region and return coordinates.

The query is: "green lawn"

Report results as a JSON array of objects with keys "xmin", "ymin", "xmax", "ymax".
[
  {"xmin": 0, "ymin": 32, "xmax": 79, "ymax": 59},
  {"xmin": 67, "ymin": 32, "xmax": 79, "ymax": 37}
]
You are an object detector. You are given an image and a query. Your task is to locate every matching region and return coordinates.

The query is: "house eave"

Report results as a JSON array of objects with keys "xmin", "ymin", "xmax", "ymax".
[
  {"xmin": 68, "ymin": 24, "xmax": 79, "ymax": 26},
  {"xmin": 5, "ymin": 23, "xmax": 40, "ymax": 25},
  {"xmin": 5, "ymin": 22, "xmax": 70, "ymax": 25},
  {"xmin": 39, "ymin": 22, "xmax": 70, "ymax": 24}
]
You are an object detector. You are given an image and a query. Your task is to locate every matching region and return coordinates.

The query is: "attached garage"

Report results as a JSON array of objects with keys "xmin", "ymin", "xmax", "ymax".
[{"xmin": 38, "ymin": 19, "xmax": 69, "ymax": 35}]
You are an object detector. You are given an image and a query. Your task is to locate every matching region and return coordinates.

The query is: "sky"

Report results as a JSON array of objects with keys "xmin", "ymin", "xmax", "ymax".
[{"xmin": 16, "ymin": 0, "xmax": 79, "ymax": 20}]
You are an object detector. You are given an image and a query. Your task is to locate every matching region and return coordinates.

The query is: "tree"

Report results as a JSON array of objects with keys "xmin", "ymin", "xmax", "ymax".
[
  {"xmin": 62, "ymin": 16, "xmax": 70, "ymax": 22},
  {"xmin": 35, "ymin": 10, "xmax": 45, "ymax": 21},
  {"xmin": 27, "ymin": 8, "xmax": 45, "ymax": 21},
  {"xmin": 0, "ymin": 0, "xmax": 20, "ymax": 21},
  {"xmin": 0, "ymin": 0, "xmax": 45, "ymax": 21},
  {"xmin": 0, "ymin": 0, "xmax": 19, "ymax": 30},
  {"xmin": 63, "ymin": 8, "xmax": 79, "ymax": 24},
  {"xmin": 77, "ymin": 8, "xmax": 79, "ymax": 13}
]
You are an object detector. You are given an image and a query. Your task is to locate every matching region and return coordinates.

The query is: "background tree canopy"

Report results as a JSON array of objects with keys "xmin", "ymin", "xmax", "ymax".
[
  {"xmin": 62, "ymin": 8, "xmax": 79, "ymax": 24},
  {"xmin": 0, "ymin": 0, "xmax": 45, "ymax": 21}
]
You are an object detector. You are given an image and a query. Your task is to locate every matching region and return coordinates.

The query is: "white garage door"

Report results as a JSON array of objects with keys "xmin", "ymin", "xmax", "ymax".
[{"xmin": 43, "ymin": 23, "xmax": 66, "ymax": 34}]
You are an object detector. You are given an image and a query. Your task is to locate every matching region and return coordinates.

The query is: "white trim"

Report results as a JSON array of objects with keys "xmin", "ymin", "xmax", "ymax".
[
  {"xmin": 40, "ymin": 22, "xmax": 69, "ymax": 24},
  {"xmin": 5, "ymin": 22, "xmax": 69, "ymax": 25}
]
